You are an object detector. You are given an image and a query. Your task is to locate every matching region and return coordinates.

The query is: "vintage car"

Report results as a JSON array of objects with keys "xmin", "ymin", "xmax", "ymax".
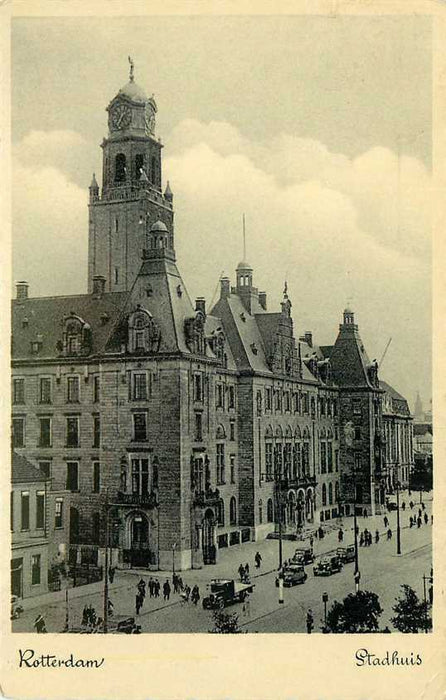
[
  {"xmin": 67, "ymin": 616, "xmax": 141, "ymax": 634},
  {"xmin": 336, "ymin": 545, "xmax": 356, "ymax": 563},
  {"xmin": 291, "ymin": 547, "xmax": 314, "ymax": 565},
  {"xmin": 11, "ymin": 595, "xmax": 24, "ymax": 620},
  {"xmin": 313, "ymin": 554, "xmax": 343, "ymax": 576},
  {"xmin": 275, "ymin": 564, "xmax": 307, "ymax": 587},
  {"xmin": 202, "ymin": 578, "xmax": 254, "ymax": 609}
]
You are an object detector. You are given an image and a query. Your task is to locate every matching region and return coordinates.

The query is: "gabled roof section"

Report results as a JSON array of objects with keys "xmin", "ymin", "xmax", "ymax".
[
  {"xmin": 12, "ymin": 452, "xmax": 49, "ymax": 483},
  {"xmin": 330, "ymin": 316, "xmax": 375, "ymax": 389},
  {"xmin": 12, "ymin": 292, "xmax": 128, "ymax": 360}
]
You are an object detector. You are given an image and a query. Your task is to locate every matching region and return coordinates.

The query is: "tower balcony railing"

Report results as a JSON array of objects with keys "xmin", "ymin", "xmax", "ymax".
[
  {"xmin": 116, "ymin": 490, "xmax": 158, "ymax": 509},
  {"xmin": 278, "ymin": 473, "xmax": 317, "ymax": 491},
  {"xmin": 100, "ymin": 182, "xmax": 170, "ymax": 206}
]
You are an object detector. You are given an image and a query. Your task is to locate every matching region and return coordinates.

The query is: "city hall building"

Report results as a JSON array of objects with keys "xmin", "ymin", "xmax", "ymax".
[{"xmin": 11, "ymin": 67, "xmax": 414, "ymax": 573}]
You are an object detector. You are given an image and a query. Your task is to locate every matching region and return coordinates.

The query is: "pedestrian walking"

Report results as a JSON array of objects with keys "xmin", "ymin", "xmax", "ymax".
[
  {"xmin": 402, "ymin": 501, "xmax": 406, "ymax": 511},
  {"xmin": 108, "ymin": 566, "xmax": 115, "ymax": 584},
  {"xmin": 309, "ymin": 535, "xmax": 314, "ymax": 550},
  {"xmin": 191, "ymin": 585, "xmax": 200, "ymax": 605},
  {"xmin": 135, "ymin": 592, "xmax": 143, "ymax": 615},
  {"xmin": 154, "ymin": 579, "xmax": 161, "ymax": 598},
  {"xmin": 383, "ymin": 516, "xmax": 389, "ymax": 528},
  {"xmin": 107, "ymin": 599, "xmax": 114, "ymax": 617},
  {"xmin": 318, "ymin": 526, "xmax": 324, "ymax": 539},
  {"xmin": 355, "ymin": 525, "xmax": 360, "ymax": 537},
  {"xmin": 424, "ymin": 512, "xmax": 428, "ymax": 525},
  {"xmin": 163, "ymin": 579, "xmax": 171, "ymax": 601},
  {"xmin": 306, "ymin": 609, "xmax": 314, "ymax": 634},
  {"xmin": 34, "ymin": 614, "xmax": 47, "ymax": 633},
  {"xmin": 178, "ymin": 575, "xmax": 184, "ymax": 591},
  {"xmin": 184, "ymin": 584, "xmax": 191, "ymax": 601},
  {"xmin": 238, "ymin": 563, "xmax": 245, "ymax": 581},
  {"xmin": 138, "ymin": 578, "xmax": 146, "ymax": 598},
  {"xmin": 417, "ymin": 516, "xmax": 422, "ymax": 528},
  {"xmin": 375, "ymin": 530, "xmax": 380, "ymax": 544},
  {"xmin": 359, "ymin": 532, "xmax": 364, "ymax": 547},
  {"xmin": 410, "ymin": 501, "xmax": 414, "ymax": 510},
  {"xmin": 363, "ymin": 509, "xmax": 368, "ymax": 518},
  {"xmin": 387, "ymin": 528, "xmax": 392, "ymax": 540},
  {"xmin": 364, "ymin": 529, "xmax": 369, "ymax": 546},
  {"xmin": 255, "ymin": 551, "xmax": 262, "ymax": 569},
  {"xmin": 421, "ymin": 502, "xmax": 426, "ymax": 511},
  {"xmin": 409, "ymin": 516, "xmax": 414, "ymax": 528},
  {"xmin": 418, "ymin": 509, "xmax": 422, "ymax": 519},
  {"xmin": 338, "ymin": 528, "xmax": 344, "ymax": 543},
  {"xmin": 172, "ymin": 572, "xmax": 179, "ymax": 593}
]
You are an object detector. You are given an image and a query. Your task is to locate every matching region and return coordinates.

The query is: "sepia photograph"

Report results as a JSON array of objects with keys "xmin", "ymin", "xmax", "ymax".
[{"xmin": 7, "ymin": 10, "xmax": 434, "ymax": 642}]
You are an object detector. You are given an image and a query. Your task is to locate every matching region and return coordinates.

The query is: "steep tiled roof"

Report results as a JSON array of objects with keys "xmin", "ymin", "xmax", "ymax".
[
  {"xmin": 330, "ymin": 323, "xmax": 374, "ymax": 388},
  {"xmin": 12, "ymin": 452, "xmax": 48, "ymax": 483},
  {"xmin": 379, "ymin": 380, "xmax": 406, "ymax": 402},
  {"xmin": 12, "ymin": 292, "xmax": 128, "ymax": 360}
]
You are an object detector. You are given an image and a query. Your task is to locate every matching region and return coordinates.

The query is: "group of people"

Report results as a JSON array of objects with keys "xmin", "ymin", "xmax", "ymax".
[
  {"xmin": 238, "ymin": 562, "xmax": 251, "ymax": 583},
  {"xmin": 409, "ymin": 506, "xmax": 429, "ymax": 529},
  {"xmin": 359, "ymin": 528, "xmax": 375, "ymax": 547},
  {"xmin": 135, "ymin": 577, "xmax": 174, "ymax": 614}
]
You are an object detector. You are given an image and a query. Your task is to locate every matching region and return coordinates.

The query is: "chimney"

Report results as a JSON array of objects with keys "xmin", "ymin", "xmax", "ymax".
[
  {"xmin": 92, "ymin": 275, "xmax": 106, "ymax": 297},
  {"xmin": 304, "ymin": 331, "xmax": 313, "ymax": 348},
  {"xmin": 16, "ymin": 281, "xmax": 29, "ymax": 301},
  {"xmin": 220, "ymin": 277, "xmax": 230, "ymax": 299},
  {"xmin": 258, "ymin": 291, "xmax": 267, "ymax": 310},
  {"xmin": 195, "ymin": 297, "xmax": 206, "ymax": 315}
]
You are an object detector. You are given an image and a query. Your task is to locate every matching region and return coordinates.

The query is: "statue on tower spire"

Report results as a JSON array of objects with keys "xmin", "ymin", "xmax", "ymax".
[{"xmin": 128, "ymin": 55, "xmax": 135, "ymax": 82}]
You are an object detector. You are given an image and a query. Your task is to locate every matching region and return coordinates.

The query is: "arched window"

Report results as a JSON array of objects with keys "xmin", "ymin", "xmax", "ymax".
[
  {"xmin": 322, "ymin": 483, "xmax": 327, "ymax": 507},
  {"xmin": 259, "ymin": 499, "xmax": 263, "ymax": 524},
  {"xmin": 328, "ymin": 482, "xmax": 333, "ymax": 505},
  {"xmin": 217, "ymin": 499, "xmax": 225, "ymax": 526},
  {"xmin": 335, "ymin": 481, "xmax": 340, "ymax": 504},
  {"xmin": 135, "ymin": 154, "xmax": 144, "ymax": 180},
  {"xmin": 115, "ymin": 153, "xmax": 126, "ymax": 182},
  {"xmin": 230, "ymin": 496, "xmax": 237, "ymax": 525},
  {"xmin": 267, "ymin": 498, "xmax": 274, "ymax": 523},
  {"xmin": 92, "ymin": 512, "xmax": 100, "ymax": 544}
]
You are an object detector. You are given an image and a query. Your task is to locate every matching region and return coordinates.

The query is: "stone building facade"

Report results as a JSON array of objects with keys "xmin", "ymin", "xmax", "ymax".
[{"xmin": 11, "ymin": 66, "xmax": 413, "ymax": 570}]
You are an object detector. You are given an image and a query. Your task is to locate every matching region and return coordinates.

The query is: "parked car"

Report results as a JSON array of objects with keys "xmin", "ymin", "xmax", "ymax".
[
  {"xmin": 336, "ymin": 545, "xmax": 356, "ymax": 563},
  {"xmin": 291, "ymin": 547, "xmax": 314, "ymax": 565},
  {"xmin": 11, "ymin": 595, "xmax": 24, "ymax": 620},
  {"xmin": 202, "ymin": 579, "xmax": 254, "ymax": 609},
  {"xmin": 313, "ymin": 554, "xmax": 343, "ymax": 576},
  {"xmin": 275, "ymin": 564, "xmax": 307, "ymax": 587}
]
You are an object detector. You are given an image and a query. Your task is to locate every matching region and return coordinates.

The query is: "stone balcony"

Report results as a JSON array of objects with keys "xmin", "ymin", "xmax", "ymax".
[
  {"xmin": 192, "ymin": 486, "xmax": 221, "ymax": 508},
  {"xmin": 116, "ymin": 491, "xmax": 158, "ymax": 509}
]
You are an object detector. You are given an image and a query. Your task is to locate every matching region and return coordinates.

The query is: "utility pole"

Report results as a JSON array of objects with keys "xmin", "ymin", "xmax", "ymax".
[{"xmin": 103, "ymin": 494, "xmax": 109, "ymax": 634}]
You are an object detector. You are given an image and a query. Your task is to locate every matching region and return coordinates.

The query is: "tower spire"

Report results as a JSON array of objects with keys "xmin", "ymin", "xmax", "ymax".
[{"xmin": 128, "ymin": 55, "xmax": 135, "ymax": 82}]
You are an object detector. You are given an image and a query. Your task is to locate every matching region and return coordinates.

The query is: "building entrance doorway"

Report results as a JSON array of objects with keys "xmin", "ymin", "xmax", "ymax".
[
  {"xmin": 202, "ymin": 509, "xmax": 216, "ymax": 564},
  {"xmin": 129, "ymin": 513, "xmax": 150, "ymax": 567},
  {"xmin": 11, "ymin": 558, "xmax": 23, "ymax": 597}
]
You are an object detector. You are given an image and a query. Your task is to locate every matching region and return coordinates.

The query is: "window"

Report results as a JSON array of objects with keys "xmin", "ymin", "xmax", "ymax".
[
  {"xmin": 230, "ymin": 421, "xmax": 235, "ymax": 441},
  {"xmin": 217, "ymin": 499, "xmax": 225, "ymax": 526},
  {"xmin": 353, "ymin": 399, "xmax": 362, "ymax": 415},
  {"xmin": 328, "ymin": 482, "xmax": 333, "ymax": 505},
  {"xmin": 93, "ymin": 375, "xmax": 100, "ymax": 403},
  {"xmin": 267, "ymin": 498, "xmax": 274, "ymax": 523},
  {"xmin": 335, "ymin": 449, "xmax": 339, "ymax": 472},
  {"xmin": 216, "ymin": 443, "xmax": 225, "ymax": 484},
  {"xmin": 132, "ymin": 373, "xmax": 147, "ymax": 400},
  {"xmin": 293, "ymin": 392, "xmax": 299, "ymax": 413},
  {"xmin": 302, "ymin": 442, "xmax": 310, "ymax": 475},
  {"xmin": 131, "ymin": 458, "xmax": 149, "ymax": 495},
  {"xmin": 195, "ymin": 412, "xmax": 203, "ymax": 442},
  {"xmin": 259, "ymin": 499, "xmax": 263, "ymax": 524},
  {"xmin": 135, "ymin": 153, "xmax": 144, "ymax": 180},
  {"xmin": 193, "ymin": 373, "xmax": 204, "ymax": 402},
  {"xmin": 320, "ymin": 442, "xmax": 327, "ymax": 474},
  {"xmin": 310, "ymin": 397, "xmax": 316, "ymax": 417},
  {"xmin": 21, "ymin": 491, "xmax": 30, "ymax": 530},
  {"xmin": 67, "ymin": 376, "xmax": 80, "ymax": 403},
  {"xmin": 327, "ymin": 442, "xmax": 333, "ymax": 473},
  {"xmin": 10, "ymin": 492, "xmax": 14, "ymax": 531},
  {"xmin": 335, "ymin": 481, "xmax": 340, "ymax": 503},
  {"xmin": 12, "ymin": 417, "xmax": 25, "ymax": 447},
  {"xmin": 115, "ymin": 153, "xmax": 126, "ymax": 182},
  {"xmin": 93, "ymin": 462, "xmax": 100, "ymax": 493},
  {"xmin": 114, "ymin": 267, "xmax": 119, "ymax": 285},
  {"xmin": 66, "ymin": 462, "xmax": 79, "ymax": 492},
  {"xmin": 333, "ymin": 399, "xmax": 338, "ymax": 417},
  {"xmin": 135, "ymin": 329, "xmax": 144, "ymax": 349},
  {"xmin": 93, "ymin": 414, "xmax": 101, "ymax": 447},
  {"xmin": 275, "ymin": 390, "xmax": 282, "ymax": 412},
  {"xmin": 265, "ymin": 442, "xmax": 273, "ymax": 480},
  {"xmin": 216, "ymin": 384, "xmax": 224, "ymax": 409},
  {"xmin": 354, "ymin": 454, "xmax": 362, "ymax": 473},
  {"xmin": 354, "ymin": 427, "xmax": 361, "ymax": 441},
  {"xmin": 265, "ymin": 387, "xmax": 272, "ymax": 411},
  {"xmin": 322, "ymin": 483, "xmax": 327, "ymax": 507},
  {"xmin": 320, "ymin": 397, "xmax": 326, "ymax": 416},
  {"xmin": 31, "ymin": 554, "xmax": 41, "ymax": 585},
  {"xmin": 284, "ymin": 443, "xmax": 292, "ymax": 477},
  {"xmin": 55, "ymin": 498, "xmax": 63, "ymax": 528},
  {"xmin": 39, "ymin": 417, "xmax": 51, "ymax": 447},
  {"xmin": 228, "ymin": 386, "xmax": 235, "ymax": 409},
  {"xmin": 133, "ymin": 412, "xmax": 147, "ymax": 441},
  {"xmin": 13, "ymin": 378, "xmax": 25, "ymax": 405},
  {"xmin": 284, "ymin": 391, "xmax": 290, "ymax": 412},
  {"xmin": 230, "ymin": 496, "xmax": 237, "ymax": 525},
  {"xmin": 36, "ymin": 491, "xmax": 45, "ymax": 529},
  {"xmin": 230, "ymin": 454, "xmax": 236, "ymax": 483},
  {"xmin": 39, "ymin": 461, "xmax": 51, "ymax": 479},
  {"xmin": 66, "ymin": 416, "xmax": 79, "ymax": 447},
  {"xmin": 302, "ymin": 392, "xmax": 309, "ymax": 414},
  {"xmin": 39, "ymin": 377, "xmax": 51, "ymax": 404}
]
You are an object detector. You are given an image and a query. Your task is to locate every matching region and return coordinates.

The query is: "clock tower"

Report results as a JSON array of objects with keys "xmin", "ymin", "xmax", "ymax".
[{"xmin": 88, "ymin": 59, "xmax": 175, "ymax": 293}]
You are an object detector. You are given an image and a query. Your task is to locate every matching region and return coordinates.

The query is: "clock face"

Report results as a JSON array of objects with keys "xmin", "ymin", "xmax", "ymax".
[{"xmin": 110, "ymin": 104, "xmax": 132, "ymax": 131}]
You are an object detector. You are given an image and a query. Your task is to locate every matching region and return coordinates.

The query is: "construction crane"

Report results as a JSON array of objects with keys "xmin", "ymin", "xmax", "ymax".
[{"xmin": 378, "ymin": 337, "xmax": 392, "ymax": 368}]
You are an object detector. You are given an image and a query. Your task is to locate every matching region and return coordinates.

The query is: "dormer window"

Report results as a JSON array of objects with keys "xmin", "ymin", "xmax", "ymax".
[
  {"xmin": 128, "ymin": 306, "xmax": 161, "ymax": 354},
  {"xmin": 61, "ymin": 315, "xmax": 91, "ymax": 357}
]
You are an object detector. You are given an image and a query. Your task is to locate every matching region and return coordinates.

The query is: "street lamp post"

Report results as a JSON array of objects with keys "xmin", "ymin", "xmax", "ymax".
[
  {"xmin": 352, "ymin": 476, "xmax": 360, "ymax": 591},
  {"xmin": 103, "ymin": 496, "xmax": 110, "ymax": 634},
  {"xmin": 396, "ymin": 464, "xmax": 401, "ymax": 555}
]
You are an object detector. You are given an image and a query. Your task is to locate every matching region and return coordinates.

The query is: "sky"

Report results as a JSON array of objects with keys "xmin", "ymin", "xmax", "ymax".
[{"xmin": 11, "ymin": 15, "xmax": 432, "ymax": 411}]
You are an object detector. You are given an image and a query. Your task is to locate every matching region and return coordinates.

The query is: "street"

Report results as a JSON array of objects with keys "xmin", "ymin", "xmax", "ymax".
[{"xmin": 12, "ymin": 495, "xmax": 433, "ymax": 634}]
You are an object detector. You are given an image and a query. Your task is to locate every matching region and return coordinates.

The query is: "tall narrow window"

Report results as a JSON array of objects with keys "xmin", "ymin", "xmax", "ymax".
[
  {"xmin": 327, "ymin": 442, "xmax": 333, "ymax": 473},
  {"xmin": 230, "ymin": 454, "xmax": 236, "ymax": 483},
  {"xmin": 55, "ymin": 498, "xmax": 63, "ymax": 528},
  {"xmin": 66, "ymin": 416, "xmax": 79, "ymax": 447},
  {"xmin": 135, "ymin": 154, "xmax": 144, "ymax": 179},
  {"xmin": 93, "ymin": 414, "xmax": 100, "ymax": 448},
  {"xmin": 195, "ymin": 412, "xmax": 203, "ymax": 442},
  {"xmin": 39, "ymin": 417, "xmax": 51, "ymax": 447},
  {"xmin": 265, "ymin": 387, "xmax": 272, "ymax": 410},
  {"xmin": 93, "ymin": 462, "xmax": 100, "ymax": 493},
  {"xmin": 21, "ymin": 491, "xmax": 30, "ymax": 530},
  {"xmin": 67, "ymin": 376, "xmax": 80, "ymax": 403},
  {"xmin": 114, "ymin": 267, "xmax": 119, "ymax": 284},
  {"xmin": 230, "ymin": 497, "xmax": 237, "ymax": 525},
  {"xmin": 228, "ymin": 386, "xmax": 235, "ymax": 409},
  {"xmin": 133, "ymin": 412, "xmax": 147, "ymax": 441},
  {"xmin": 12, "ymin": 418, "xmax": 25, "ymax": 447},
  {"xmin": 13, "ymin": 378, "xmax": 25, "ymax": 405},
  {"xmin": 320, "ymin": 442, "xmax": 327, "ymax": 474},
  {"xmin": 131, "ymin": 458, "xmax": 149, "ymax": 495},
  {"xmin": 93, "ymin": 375, "xmax": 100, "ymax": 403},
  {"xmin": 230, "ymin": 421, "xmax": 235, "ymax": 441},
  {"xmin": 265, "ymin": 442, "xmax": 273, "ymax": 480},
  {"xmin": 66, "ymin": 462, "xmax": 79, "ymax": 491},
  {"xmin": 322, "ymin": 483, "xmax": 327, "ymax": 507},
  {"xmin": 39, "ymin": 377, "xmax": 52, "ymax": 404},
  {"xmin": 115, "ymin": 153, "xmax": 126, "ymax": 182},
  {"xmin": 31, "ymin": 554, "xmax": 41, "ymax": 585},
  {"xmin": 193, "ymin": 373, "xmax": 203, "ymax": 402},
  {"xmin": 36, "ymin": 491, "xmax": 45, "ymax": 529},
  {"xmin": 216, "ymin": 443, "xmax": 225, "ymax": 484},
  {"xmin": 132, "ymin": 373, "xmax": 147, "ymax": 400}
]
